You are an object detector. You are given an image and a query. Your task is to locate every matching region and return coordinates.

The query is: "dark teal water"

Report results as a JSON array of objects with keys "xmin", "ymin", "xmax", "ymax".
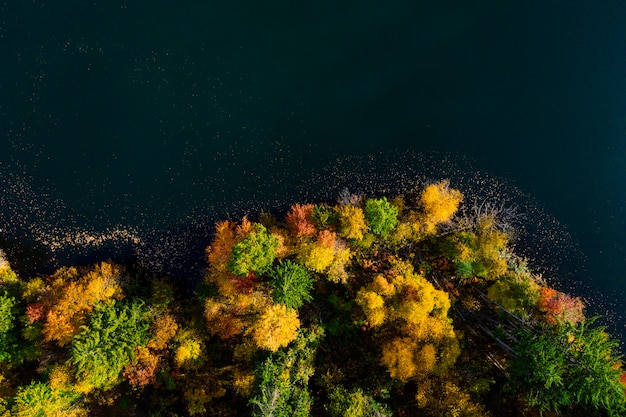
[{"xmin": 2, "ymin": 1, "xmax": 626, "ymax": 337}]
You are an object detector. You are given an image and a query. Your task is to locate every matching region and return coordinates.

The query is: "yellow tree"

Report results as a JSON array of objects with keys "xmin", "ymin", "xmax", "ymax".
[
  {"xmin": 380, "ymin": 337, "xmax": 417, "ymax": 382},
  {"xmin": 250, "ymin": 304, "xmax": 300, "ymax": 352},
  {"xmin": 356, "ymin": 260, "xmax": 458, "ymax": 383},
  {"xmin": 337, "ymin": 205, "xmax": 369, "ymax": 240},
  {"xmin": 326, "ymin": 243, "xmax": 352, "ymax": 284},
  {"xmin": 205, "ymin": 290, "xmax": 271, "ymax": 340},
  {"xmin": 296, "ymin": 230, "xmax": 337, "ymax": 273},
  {"xmin": 355, "ymin": 273, "xmax": 396, "ymax": 328},
  {"xmin": 174, "ymin": 329, "xmax": 204, "ymax": 369},
  {"xmin": 355, "ymin": 288, "xmax": 386, "ymax": 327},
  {"xmin": 473, "ymin": 217, "xmax": 509, "ymax": 279},
  {"xmin": 147, "ymin": 313, "xmax": 179, "ymax": 351},
  {"xmin": 41, "ymin": 263, "xmax": 123, "ymax": 346},
  {"xmin": 296, "ymin": 230, "xmax": 352, "ymax": 282},
  {"xmin": 419, "ymin": 180, "xmax": 463, "ymax": 234},
  {"xmin": 381, "ymin": 339, "xmax": 438, "ymax": 383}
]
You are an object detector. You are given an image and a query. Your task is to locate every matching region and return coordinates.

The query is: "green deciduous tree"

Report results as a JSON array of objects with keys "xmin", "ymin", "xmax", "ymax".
[
  {"xmin": 364, "ymin": 198, "xmax": 398, "ymax": 237},
  {"xmin": 228, "ymin": 223, "xmax": 280, "ymax": 276},
  {"xmin": 487, "ymin": 273, "xmax": 540, "ymax": 318}
]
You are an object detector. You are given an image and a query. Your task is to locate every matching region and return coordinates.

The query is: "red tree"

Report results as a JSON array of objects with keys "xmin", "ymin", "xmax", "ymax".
[
  {"xmin": 286, "ymin": 204, "xmax": 317, "ymax": 237},
  {"xmin": 537, "ymin": 287, "xmax": 585, "ymax": 325}
]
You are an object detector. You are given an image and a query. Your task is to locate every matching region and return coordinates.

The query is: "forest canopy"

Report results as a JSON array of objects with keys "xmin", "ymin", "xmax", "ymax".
[{"xmin": 0, "ymin": 180, "xmax": 624, "ymax": 417}]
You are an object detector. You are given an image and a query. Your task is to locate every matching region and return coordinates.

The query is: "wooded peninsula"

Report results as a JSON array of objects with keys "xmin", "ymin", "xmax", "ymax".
[{"xmin": 1, "ymin": 180, "xmax": 624, "ymax": 416}]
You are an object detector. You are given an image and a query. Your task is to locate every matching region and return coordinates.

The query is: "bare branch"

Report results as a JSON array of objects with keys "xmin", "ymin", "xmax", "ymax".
[{"xmin": 337, "ymin": 188, "xmax": 363, "ymax": 206}]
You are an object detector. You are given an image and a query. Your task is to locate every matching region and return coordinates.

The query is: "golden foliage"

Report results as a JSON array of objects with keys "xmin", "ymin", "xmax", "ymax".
[
  {"xmin": 22, "ymin": 278, "xmax": 46, "ymax": 302},
  {"xmin": 388, "ymin": 221, "xmax": 414, "ymax": 246},
  {"xmin": 174, "ymin": 331, "xmax": 203, "ymax": 368},
  {"xmin": 250, "ymin": 304, "xmax": 300, "ymax": 352},
  {"xmin": 356, "ymin": 274, "xmax": 395, "ymax": 328},
  {"xmin": 326, "ymin": 246, "xmax": 352, "ymax": 284},
  {"xmin": 475, "ymin": 218, "xmax": 508, "ymax": 279},
  {"xmin": 415, "ymin": 379, "xmax": 432, "ymax": 408},
  {"xmin": 232, "ymin": 367, "xmax": 256, "ymax": 396},
  {"xmin": 356, "ymin": 289, "xmax": 386, "ymax": 327},
  {"xmin": 206, "ymin": 220, "xmax": 236, "ymax": 272},
  {"xmin": 370, "ymin": 275, "xmax": 396, "ymax": 297},
  {"xmin": 417, "ymin": 381, "xmax": 488, "ymax": 417},
  {"xmin": 147, "ymin": 314, "xmax": 179, "ymax": 351},
  {"xmin": 420, "ymin": 180, "xmax": 463, "ymax": 234},
  {"xmin": 0, "ymin": 252, "xmax": 10, "ymax": 277},
  {"xmin": 403, "ymin": 316, "xmax": 455, "ymax": 341},
  {"xmin": 395, "ymin": 273, "xmax": 451, "ymax": 320},
  {"xmin": 415, "ymin": 344, "xmax": 437, "ymax": 375},
  {"xmin": 41, "ymin": 263, "xmax": 123, "ymax": 346},
  {"xmin": 48, "ymin": 364, "xmax": 72, "ymax": 390},
  {"xmin": 357, "ymin": 267, "xmax": 458, "ymax": 382},
  {"xmin": 300, "ymin": 243, "xmax": 335, "ymax": 273},
  {"xmin": 296, "ymin": 231, "xmax": 352, "ymax": 280},
  {"xmin": 381, "ymin": 338, "xmax": 417, "ymax": 382},
  {"xmin": 387, "ymin": 255, "xmax": 416, "ymax": 277},
  {"xmin": 337, "ymin": 205, "xmax": 369, "ymax": 240}
]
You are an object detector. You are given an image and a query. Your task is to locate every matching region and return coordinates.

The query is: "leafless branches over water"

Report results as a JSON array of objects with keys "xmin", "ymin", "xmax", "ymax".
[
  {"xmin": 337, "ymin": 188, "xmax": 363, "ymax": 206},
  {"xmin": 438, "ymin": 197, "xmax": 525, "ymax": 237},
  {"xmin": 0, "ymin": 249, "xmax": 8, "ymax": 270}
]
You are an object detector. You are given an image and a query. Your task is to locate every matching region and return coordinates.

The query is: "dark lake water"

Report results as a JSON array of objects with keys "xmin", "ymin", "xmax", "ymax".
[{"xmin": 2, "ymin": 1, "xmax": 625, "ymax": 339}]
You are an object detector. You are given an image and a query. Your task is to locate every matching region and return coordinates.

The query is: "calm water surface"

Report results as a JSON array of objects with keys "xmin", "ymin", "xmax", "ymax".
[{"xmin": 2, "ymin": 1, "xmax": 626, "ymax": 337}]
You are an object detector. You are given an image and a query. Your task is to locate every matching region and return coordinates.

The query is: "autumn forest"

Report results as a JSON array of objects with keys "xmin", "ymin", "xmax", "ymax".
[{"xmin": 1, "ymin": 180, "xmax": 625, "ymax": 416}]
